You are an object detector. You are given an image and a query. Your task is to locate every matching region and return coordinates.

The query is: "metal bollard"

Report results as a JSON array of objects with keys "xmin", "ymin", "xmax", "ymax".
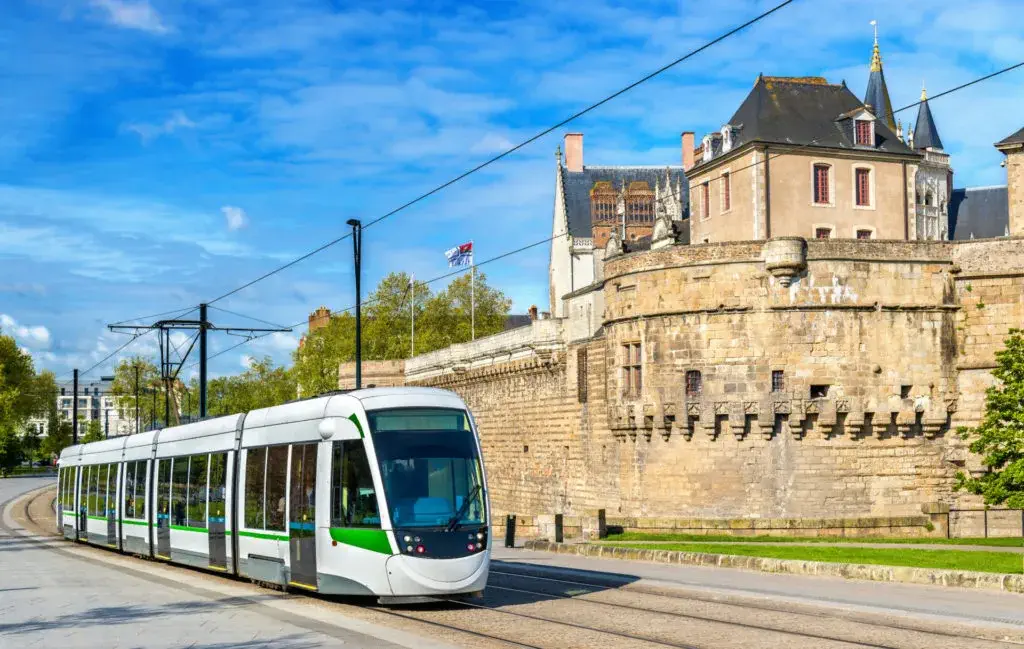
[
  {"xmin": 555, "ymin": 513, "xmax": 564, "ymax": 543},
  {"xmin": 598, "ymin": 509, "xmax": 607, "ymax": 539},
  {"xmin": 504, "ymin": 514, "xmax": 516, "ymax": 548}
]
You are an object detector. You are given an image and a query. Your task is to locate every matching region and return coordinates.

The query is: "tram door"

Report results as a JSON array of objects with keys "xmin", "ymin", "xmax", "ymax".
[
  {"xmin": 106, "ymin": 465, "xmax": 117, "ymax": 547},
  {"xmin": 288, "ymin": 443, "xmax": 318, "ymax": 588},
  {"xmin": 208, "ymin": 452, "xmax": 228, "ymax": 570},
  {"xmin": 156, "ymin": 459, "xmax": 172, "ymax": 559}
]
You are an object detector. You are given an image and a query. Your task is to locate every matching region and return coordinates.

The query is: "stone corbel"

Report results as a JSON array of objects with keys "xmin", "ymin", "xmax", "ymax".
[
  {"xmin": 729, "ymin": 402, "xmax": 747, "ymax": 440},
  {"xmin": 895, "ymin": 409, "xmax": 916, "ymax": 438},
  {"xmin": 817, "ymin": 400, "xmax": 838, "ymax": 437},
  {"xmin": 699, "ymin": 398, "xmax": 718, "ymax": 439},
  {"xmin": 922, "ymin": 408, "xmax": 947, "ymax": 439},
  {"xmin": 845, "ymin": 410, "xmax": 866, "ymax": 437}
]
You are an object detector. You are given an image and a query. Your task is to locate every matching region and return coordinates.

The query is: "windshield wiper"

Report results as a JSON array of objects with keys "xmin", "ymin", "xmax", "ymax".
[{"xmin": 445, "ymin": 484, "xmax": 481, "ymax": 532}]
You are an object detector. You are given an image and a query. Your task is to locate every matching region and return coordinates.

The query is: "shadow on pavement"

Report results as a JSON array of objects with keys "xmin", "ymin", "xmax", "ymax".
[{"xmin": 0, "ymin": 594, "xmax": 283, "ymax": 636}]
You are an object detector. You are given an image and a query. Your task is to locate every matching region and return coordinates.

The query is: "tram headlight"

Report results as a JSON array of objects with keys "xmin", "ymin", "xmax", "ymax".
[
  {"xmin": 476, "ymin": 532, "xmax": 484, "ymax": 540},
  {"xmin": 406, "ymin": 545, "xmax": 413, "ymax": 552},
  {"xmin": 404, "ymin": 535, "xmax": 411, "ymax": 543}
]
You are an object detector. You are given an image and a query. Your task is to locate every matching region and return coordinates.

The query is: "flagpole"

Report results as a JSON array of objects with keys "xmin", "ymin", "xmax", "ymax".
[
  {"xmin": 470, "ymin": 241, "xmax": 475, "ymax": 341},
  {"xmin": 405, "ymin": 272, "xmax": 409, "ymax": 356}
]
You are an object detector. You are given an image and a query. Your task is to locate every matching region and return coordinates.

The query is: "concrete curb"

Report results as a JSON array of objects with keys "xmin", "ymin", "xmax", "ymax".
[{"xmin": 523, "ymin": 540, "xmax": 1024, "ymax": 595}]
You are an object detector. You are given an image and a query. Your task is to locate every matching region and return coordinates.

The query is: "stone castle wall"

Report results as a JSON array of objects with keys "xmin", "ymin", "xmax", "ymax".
[{"xmin": 342, "ymin": 236, "xmax": 1024, "ymax": 526}]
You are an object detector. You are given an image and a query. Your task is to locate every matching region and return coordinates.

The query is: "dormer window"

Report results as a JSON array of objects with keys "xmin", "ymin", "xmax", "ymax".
[
  {"xmin": 702, "ymin": 134, "xmax": 714, "ymax": 162},
  {"xmin": 855, "ymin": 120, "xmax": 873, "ymax": 146},
  {"xmin": 721, "ymin": 125, "xmax": 732, "ymax": 152},
  {"xmin": 624, "ymin": 181, "xmax": 653, "ymax": 222}
]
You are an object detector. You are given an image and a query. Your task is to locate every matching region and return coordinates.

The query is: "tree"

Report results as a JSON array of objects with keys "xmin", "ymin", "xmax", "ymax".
[
  {"xmin": 81, "ymin": 419, "xmax": 104, "ymax": 444},
  {"xmin": 109, "ymin": 357, "xmax": 161, "ymax": 433},
  {"xmin": 0, "ymin": 427, "xmax": 23, "ymax": 476},
  {"xmin": 0, "ymin": 334, "xmax": 52, "ymax": 433},
  {"xmin": 291, "ymin": 270, "xmax": 511, "ymax": 397},
  {"xmin": 206, "ymin": 356, "xmax": 297, "ymax": 417},
  {"xmin": 957, "ymin": 328, "xmax": 1024, "ymax": 508},
  {"xmin": 41, "ymin": 419, "xmax": 72, "ymax": 459},
  {"xmin": 21, "ymin": 426, "xmax": 42, "ymax": 464}
]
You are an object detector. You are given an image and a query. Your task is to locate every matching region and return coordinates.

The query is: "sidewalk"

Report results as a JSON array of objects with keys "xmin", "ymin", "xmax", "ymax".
[
  {"xmin": 598, "ymin": 539, "xmax": 1024, "ymax": 553},
  {"xmin": 492, "ymin": 546, "xmax": 1024, "ymax": 630}
]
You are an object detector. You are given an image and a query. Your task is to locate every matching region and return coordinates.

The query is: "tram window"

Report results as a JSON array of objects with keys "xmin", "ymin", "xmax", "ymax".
[
  {"xmin": 157, "ymin": 460, "xmax": 171, "ymax": 521},
  {"xmin": 171, "ymin": 457, "xmax": 189, "ymax": 527},
  {"xmin": 187, "ymin": 454, "xmax": 208, "ymax": 529},
  {"xmin": 102, "ymin": 464, "xmax": 112, "ymax": 517},
  {"xmin": 208, "ymin": 453, "xmax": 227, "ymax": 522},
  {"xmin": 82, "ymin": 466, "xmax": 90, "ymax": 514},
  {"xmin": 331, "ymin": 441, "xmax": 379, "ymax": 528},
  {"xmin": 265, "ymin": 446, "xmax": 289, "ymax": 531},
  {"xmin": 123, "ymin": 462, "xmax": 135, "ymax": 519},
  {"xmin": 244, "ymin": 448, "xmax": 267, "ymax": 529},
  {"xmin": 91, "ymin": 465, "xmax": 101, "ymax": 516},
  {"xmin": 134, "ymin": 461, "xmax": 147, "ymax": 519}
]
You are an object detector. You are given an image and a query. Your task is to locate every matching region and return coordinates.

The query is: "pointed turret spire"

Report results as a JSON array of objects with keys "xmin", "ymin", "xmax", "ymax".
[
  {"xmin": 864, "ymin": 20, "xmax": 896, "ymax": 131},
  {"xmin": 912, "ymin": 82, "xmax": 944, "ymax": 150}
]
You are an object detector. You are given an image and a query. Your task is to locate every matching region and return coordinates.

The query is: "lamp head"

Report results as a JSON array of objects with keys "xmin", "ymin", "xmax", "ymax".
[{"xmin": 346, "ymin": 218, "xmax": 361, "ymax": 228}]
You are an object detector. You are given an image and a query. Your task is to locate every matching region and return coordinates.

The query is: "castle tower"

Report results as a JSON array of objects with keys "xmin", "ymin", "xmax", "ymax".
[
  {"xmin": 912, "ymin": 86, "xmax": 944, "ymax": 151},
  {"xmin": 996, "ymin": 126, "xmax": 1024, "ymax": 236},
  {"xmin": 912, "ymin": 84, "xmax": 953, "ymax": 240},
  {"xmin": 864, "ymin": 21, "xmax": 896, "ymax": 131}
]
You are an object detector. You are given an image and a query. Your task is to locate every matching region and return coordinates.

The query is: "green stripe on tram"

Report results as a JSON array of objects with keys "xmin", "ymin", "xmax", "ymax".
[
  {"xmin": 348, "ymin": 413, "xmax": 365, "ymax": 438},
  {"xmin": 121, "ymin": 519, "xmax": 147, "ymax": 527},
  {"xmin": 236, "ymin": 530, "xmax": 288, "ymax": 542},
  {"xmin": 329, "ymin": 528, "xmax": 392, "ymax": 554}
]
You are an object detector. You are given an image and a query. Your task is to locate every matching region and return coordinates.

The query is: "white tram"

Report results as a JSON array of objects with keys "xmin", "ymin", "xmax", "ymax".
[{"xmin": 56, "ymin": 387, "xmax": 491, "ymax": 601}]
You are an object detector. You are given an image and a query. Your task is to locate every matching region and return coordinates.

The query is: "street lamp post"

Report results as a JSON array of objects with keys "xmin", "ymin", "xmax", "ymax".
[
  {"xmin": 151, "ymin": 388, "xmax": 157, "ymax": 431},
  {"xmin": 346, "ymin": 218, "xmax": 363, "ymax": 390},
  {"xmin": 134, "ymin": 364, "xmax": 140, "ymax": 435}
]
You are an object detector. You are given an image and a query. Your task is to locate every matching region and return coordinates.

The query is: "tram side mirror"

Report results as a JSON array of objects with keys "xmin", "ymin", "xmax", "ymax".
[{"xmin": 318, "ymin": 419, "xmax": 336, "ymax": 440}]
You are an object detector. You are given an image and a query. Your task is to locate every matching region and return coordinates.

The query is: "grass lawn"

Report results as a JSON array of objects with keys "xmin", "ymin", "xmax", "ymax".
[
  {"xmin": 602, "ymin": 542, "xmax": 1024, "ymax": 574},
  {"xmin": 605, "ymin": 531, "xmax": 1024, "ymax": 547}
]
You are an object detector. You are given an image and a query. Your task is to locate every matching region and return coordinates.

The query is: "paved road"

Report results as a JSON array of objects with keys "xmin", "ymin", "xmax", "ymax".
[
  {"xmin": 4, "ymin": 476, "xmax": 1024, "ymax": 649},
  {"xmin": 0, "ymin": 477, "xmax": 453, "ymax": 649}
]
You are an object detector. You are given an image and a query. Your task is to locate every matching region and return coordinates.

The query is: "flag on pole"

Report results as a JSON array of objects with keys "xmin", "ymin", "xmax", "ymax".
[{"xmin": 445, "ymin": 242, "xmax": 473, "ymax": 267}]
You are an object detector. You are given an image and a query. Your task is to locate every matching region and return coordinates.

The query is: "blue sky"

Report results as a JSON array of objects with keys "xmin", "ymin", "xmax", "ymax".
[{"xmin": 2, "ymin": 0, "xmax": 1022, "ymax": 380}]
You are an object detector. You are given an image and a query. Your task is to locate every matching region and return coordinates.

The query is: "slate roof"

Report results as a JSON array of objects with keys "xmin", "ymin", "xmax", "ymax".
[
  {"xmin": 503, "ymin": 314, "xmax": 533, "ymax": 331},
  {"xmin": 560, "ymin": 166, "xmax": 688, "ymax": 238},
  {"xmin": 864, "ymin": 64, "xmax": 897, "ymax": 131},
  {"xmin": 693, "ymin": 76, "xmax": 917, "ymax": 171},
  {"xmin": 996, "ymin": 125, "xmax": 1024, "ymax": 148},
  {"xmin": 913, "ymin": 97, "xmax": 943, "ymax": 150},
  {"xmin": 949, "ymin": 186, "xmax": 1009, "ymax": 240}
]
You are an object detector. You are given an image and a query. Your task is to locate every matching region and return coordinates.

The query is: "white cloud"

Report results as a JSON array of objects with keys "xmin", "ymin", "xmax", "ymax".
[
  {"xmin": 0, "ymin": 314, "xmax": 52, "ymax": 348},
  {"xmin": 91, "ymin": 0, "xmax": 169, "ymax": 34},
  {"xmin": 221, "ymin": 205, "xmax": 249, "ymax": 231},
  {"xmin": 125, "ymin": 110, "xmax": 195, "ymax": 143},
  {"xmin": 240, "ymin": 354, "xmax": 255, "ymax": 369}
]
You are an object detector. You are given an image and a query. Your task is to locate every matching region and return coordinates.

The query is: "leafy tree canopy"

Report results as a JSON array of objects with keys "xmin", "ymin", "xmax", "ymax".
[
  {"xmin": 203, "ymin": 356, "xmax": 297, "ymax": 418},
  {"xmin": 81, "ymin": 419, "xmax": 104, "ymax": 444},
  {"xmin": 292, "ymin": 271, "xmax": 511, "ymax": 397},
  {"xmin": 957, "ymin": 329, "xmax": 1024, "ymax": 508}
]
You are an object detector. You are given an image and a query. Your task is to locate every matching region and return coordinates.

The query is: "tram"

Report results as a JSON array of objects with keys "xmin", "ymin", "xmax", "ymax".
[{"xmin": 55, "ymin": 387, "xmax": 491, "ymax": 601}]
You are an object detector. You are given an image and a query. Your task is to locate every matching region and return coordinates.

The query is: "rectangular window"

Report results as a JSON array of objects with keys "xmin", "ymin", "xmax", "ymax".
[
  {"xmin": 685, "ymin": 370, "xmax": 702, "ymax": 397},
  {"xmin": 772, "ymin": 370, "xmax": 785, "ymax": 392},
  {"xmin": 856, "ymin": 229, "xmax": 873, "ymax": 240},
  {"xmin": 622, "ymin": 343, "xmax": 642, "ymax": 397},
  {"xmin": 134, "ymin": 461, "xmax": 147, "ymax": 520},
  {"xmin": 701, "ymin": 182, "xmax": 710, "ymax": 218},
  {"xmin": 815, "ymin": 227, "xmax": 832, "ymax": 239},
  {"xmin": 331, "ymin": 441, "xmax": 380, "ymax": 528},
  {"xmin": 244, "ymin": 448, "xmax": 267, "ymax": 529},
  {"xmin": 266, "ymin": 446, "xmax": 289, "ymax": 531},
  {"xmin": 855, "ymin": 120, "xmax": 872, "ymax": 146},
  {"xmin": 813, "ymin": 164, "xmax": 830, "ymax": 204},
  {"xmin": 171, "ymin": 457, "xmax": 189, "ymax": 527},
  {"xmin": 123, "ymin": 461, "xmax": 135, "ymax": 519},
  {"xmin": 157, "ymin": 459, "xmax": 171, "ymax": 524},
  {"xmin": 577, "ymin": 348, "xmax": 588, "ymax": 404},
  {"xmin": 900, "ymin": 385, "xmax": 912, "ymax": 399},
  {"xmin": 721, "ymin": 172, "xmax": 731, "ymax": 212},
  {"xmin": 208, "ymin": 453, "xmax": 227, "ymax": 523},
  {"xmin": 187, "ymin": 454, "xmax": 208, "ymax": 529},
  {"xmin": 810, "ymin": 384, "xmax": 830, "ymax": 399},
  {"xmin": 855, "ymin": 168, "xmax": 871, "ymax": 206}
]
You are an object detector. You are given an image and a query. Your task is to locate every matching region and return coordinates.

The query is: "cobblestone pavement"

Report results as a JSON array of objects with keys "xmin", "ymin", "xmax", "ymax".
[{"xmin": 4, "ymin": 478, "xmax": 1024, "ymax": 649}]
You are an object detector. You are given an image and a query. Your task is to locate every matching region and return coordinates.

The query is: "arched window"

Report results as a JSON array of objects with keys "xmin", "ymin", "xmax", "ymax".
[
  {"xmin": 590, "ymin": 181, "xmax": 616, "ymax": 223},
  {"xmin": 625, "ymin": 181, "xmax": 653, "ymax": 222}
]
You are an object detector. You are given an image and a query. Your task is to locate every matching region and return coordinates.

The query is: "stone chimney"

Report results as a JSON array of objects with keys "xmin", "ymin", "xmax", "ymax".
[
  {"xmin": 996, "ymin": 127, "xmax": 1024, "ymax": 236},
  {"xmin": 308, "ymin": 306, "xmax": 331, "ymax": 332},
  {"xmin": 681, "ymin": 132, "xmax": 695, "ymax": 171},
  {"xmin": 528, "ymin": 305, "xmax": 538, "ymax": 321},
  {"xmin": 564, "ymin": 133, "xmax": 583, "ymax": 172}
]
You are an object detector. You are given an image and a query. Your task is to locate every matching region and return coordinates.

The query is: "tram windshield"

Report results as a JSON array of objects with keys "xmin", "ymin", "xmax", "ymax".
[{"xmin": 368, "ymin": 407, "xmax": 485, "ymax": 530}]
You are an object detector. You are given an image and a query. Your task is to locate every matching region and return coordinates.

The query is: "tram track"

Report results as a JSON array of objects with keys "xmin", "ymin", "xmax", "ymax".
[
  {"xmin": 490, "ymin": 567, "xmax": 1024, "ymax": 646},
  {"xmin": 8, "ymin": 485, "xmax": 1024, "ymax": 649}
]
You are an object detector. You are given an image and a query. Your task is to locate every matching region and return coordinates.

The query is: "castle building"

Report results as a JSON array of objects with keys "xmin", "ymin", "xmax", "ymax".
[{"xmin": 332, "ymin": 32, "xmax": 1024, "ymax": 537}]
